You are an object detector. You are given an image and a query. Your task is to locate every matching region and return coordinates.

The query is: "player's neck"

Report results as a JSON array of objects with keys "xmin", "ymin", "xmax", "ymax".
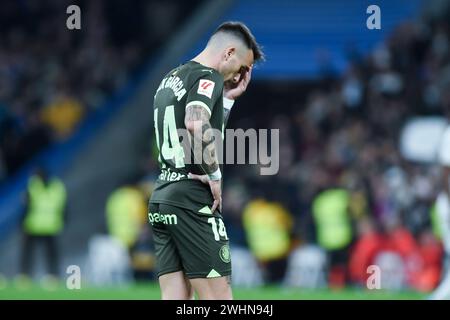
[{"xmin": 192, "ymin": 51, "xmax": 219, "ymax": 71}]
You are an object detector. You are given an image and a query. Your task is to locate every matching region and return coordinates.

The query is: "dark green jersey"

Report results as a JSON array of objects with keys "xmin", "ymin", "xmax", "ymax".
[{"xmin": 149, "ymin": 61, "xmax": 224, "ymax": 212}]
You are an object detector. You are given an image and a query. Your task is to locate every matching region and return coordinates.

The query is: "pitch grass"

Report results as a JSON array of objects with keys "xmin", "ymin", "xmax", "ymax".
[{"xmin": 0, "ymin": 282, "xmax": 426, "ymax": 300}]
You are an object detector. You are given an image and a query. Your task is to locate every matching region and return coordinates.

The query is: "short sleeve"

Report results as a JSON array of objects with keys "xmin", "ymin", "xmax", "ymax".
[
  {"xmin": 439, "ymin": 126, "xmax": 450, "ymax": 167},
  {"xmin": 185, "ymin": 72, "xmax": 223, "ymax": 116}
]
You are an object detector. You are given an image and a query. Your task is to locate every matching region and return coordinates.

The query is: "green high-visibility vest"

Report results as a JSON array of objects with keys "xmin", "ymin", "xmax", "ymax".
[
  {"xmin": 23, "ymin": 176, "xmax": 66, "ymax": 235},
  {"xmin": 312, "ymin": 189, "xmax": 352, "ymax": 250}
]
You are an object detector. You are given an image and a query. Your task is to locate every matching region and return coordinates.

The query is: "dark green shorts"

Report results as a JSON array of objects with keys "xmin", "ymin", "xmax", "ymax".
[{"xmin": 148, "ymin": 203, "xmax": 232, "ymax": 279}]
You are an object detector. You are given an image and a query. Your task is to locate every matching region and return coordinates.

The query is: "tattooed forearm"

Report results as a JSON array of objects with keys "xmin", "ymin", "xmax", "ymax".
[
  {"xmin": 185, "ymin": 105, "xmax": 219, "ymax": 174},
  {"xmin": 185, "ymin": 105, "xmax": 204, "ymax": 121}
]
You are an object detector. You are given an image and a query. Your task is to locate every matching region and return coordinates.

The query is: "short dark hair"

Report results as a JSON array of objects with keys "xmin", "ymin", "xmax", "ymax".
[{"xmin": 213, "ymin": 21, "xmax": 265, "ymax": 62}]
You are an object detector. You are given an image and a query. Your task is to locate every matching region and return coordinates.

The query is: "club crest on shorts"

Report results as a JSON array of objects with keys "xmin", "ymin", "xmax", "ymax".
[{"xmin": 219, "ymin": 245, "xmax": 231, "ymax": 263}]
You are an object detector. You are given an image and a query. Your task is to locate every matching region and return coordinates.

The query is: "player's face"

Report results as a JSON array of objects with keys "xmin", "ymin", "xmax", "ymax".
[{"xmin": 220, "ymin": 47, "xmax": 254, "ymax": 82}]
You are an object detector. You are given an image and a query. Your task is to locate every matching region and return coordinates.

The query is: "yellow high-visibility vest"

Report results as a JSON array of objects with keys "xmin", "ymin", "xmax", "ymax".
[
  {"xmin": 312, "ymin": 189, "xmax": 352, "ymax": 250},
  {"xmin": 106, "ymin": 186, "xmax": 146, "ymax": 248},
  {"xmin": 243, "ymin": 199, "xmax": 293, "ymax": 261},
  {"xmin": 23, "ymin": 175, "xmax": 66, "ymax": 235}
]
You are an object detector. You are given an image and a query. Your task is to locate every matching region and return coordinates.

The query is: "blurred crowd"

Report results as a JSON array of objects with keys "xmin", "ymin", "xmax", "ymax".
[
  {"xmin": 0, "ymin": 0, "xmax": 206, "ymax": 287},
  {"xmin": 212, "ymin": 4, "xmax": 450, "ymax": 290},
  {"xmin": 0, "ymin": 0, "xmax": 202, "ymax": 183}
]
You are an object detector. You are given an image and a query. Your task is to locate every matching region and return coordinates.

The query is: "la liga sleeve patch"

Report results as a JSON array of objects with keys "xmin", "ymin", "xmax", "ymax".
[{"xmin": 197, "ymin": 79, "xmax": 215, "ymax": 99}]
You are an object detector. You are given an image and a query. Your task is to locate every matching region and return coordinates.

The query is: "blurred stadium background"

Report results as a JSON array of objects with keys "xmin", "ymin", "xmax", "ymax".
[{"xmin": 1, "ymin": 0, "xmax": 449, "ymax": 299}]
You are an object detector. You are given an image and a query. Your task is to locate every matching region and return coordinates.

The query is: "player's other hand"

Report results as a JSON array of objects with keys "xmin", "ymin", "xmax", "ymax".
[
  {"xmin": 223, "ymin": 65, "xmax": 252, "ymax": 100},
  {"xmin": 188, "ymin": 173, "xmax": 222, "ymax": 213},
  {"xmin": 208, "ymin": 179, "xmax": 222, "ymax": 213},
  {"xmin": 188, "ymin": 173, "xmax": 209, "ymax": 184}
]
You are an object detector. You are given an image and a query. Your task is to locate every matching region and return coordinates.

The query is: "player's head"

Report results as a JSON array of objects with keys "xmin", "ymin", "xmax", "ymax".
[{"xmin": 207, "ymin": 21, "xmax": 264, "ymax": 82}]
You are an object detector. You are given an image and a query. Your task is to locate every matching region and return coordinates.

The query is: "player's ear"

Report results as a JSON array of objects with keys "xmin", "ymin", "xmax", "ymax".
[{"xmin": 224, "ymin": 47, "xmax": 235, "ymax": 61}]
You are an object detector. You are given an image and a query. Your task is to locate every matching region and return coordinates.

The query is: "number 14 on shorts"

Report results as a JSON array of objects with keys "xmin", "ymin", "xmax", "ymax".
[{"xmin": 208, "ymin": 217, "xmax": 228, "ymax": 241}]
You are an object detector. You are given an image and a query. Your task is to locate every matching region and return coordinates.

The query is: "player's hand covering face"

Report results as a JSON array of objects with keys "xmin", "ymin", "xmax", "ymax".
[{"xmin": 223, "ymin": 65, "xmax": 252, "ymax": 100}]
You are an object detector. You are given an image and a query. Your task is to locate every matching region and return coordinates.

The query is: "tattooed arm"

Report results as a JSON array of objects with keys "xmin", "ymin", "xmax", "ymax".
[
  {"xmin": 185, "ymin": 104, "xmax": 222, "ymax": 212},
  {"xmin": 184, "ymin": 105, "xmax": 219, "ymax": 175}
]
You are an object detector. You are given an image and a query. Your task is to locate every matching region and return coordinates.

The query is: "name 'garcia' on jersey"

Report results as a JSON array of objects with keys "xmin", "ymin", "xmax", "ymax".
[{"xmin": 155, "ymin": 74, "xmax": 187, "ymax": 101}]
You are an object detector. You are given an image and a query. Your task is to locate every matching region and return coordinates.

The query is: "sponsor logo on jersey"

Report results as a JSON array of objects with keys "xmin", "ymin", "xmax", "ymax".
[
  {"xmin": 148, "ymin": 212, "xmax": 178, "ymax": 225},
  {"xmin": 159, "ymin": 168, "xmax": 186, "ymax": 182},
  {"xmin": 197, "ymin": 79, "xmax": 215, "ymax": 99}
]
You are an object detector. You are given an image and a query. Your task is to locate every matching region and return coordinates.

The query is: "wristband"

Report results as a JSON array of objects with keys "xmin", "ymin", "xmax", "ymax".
[
  {"xmin": 223, "ymin": 97, "xmax": 235, "ymax": 110},
  {"xmin": 208, "ymin": 168, "xmax": 222, "ymax": 181}
]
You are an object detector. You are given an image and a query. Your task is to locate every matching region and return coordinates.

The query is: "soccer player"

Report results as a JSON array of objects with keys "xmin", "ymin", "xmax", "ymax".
[
  {"xmin": 148, "ymin": 21, "xmax": 264, "ymax": 300},
  {"xmin": 429, "ymin": 112, "xmax": 450, "ymax": 300}
]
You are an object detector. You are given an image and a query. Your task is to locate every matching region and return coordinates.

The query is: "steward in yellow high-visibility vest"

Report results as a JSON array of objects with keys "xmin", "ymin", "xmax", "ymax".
[
  {"xmin": 242, "ymin": 198, "xmax": 293, "ymax": 262},
  {"xmin": 19, "ymin": 169, "xmax": 67, "ymax": 281},
  {"xmin": 312, "ymin": 188, "xmax": 355, "ymax": 287},
  {"xmin": 106, "ymin": 185, "xmax": 147, "ymax": 248},
  {"xmin": 23, "ymin": 174, "xmax": 67, "ymax": 236},
  {"xmin": 312, "ymin": 188, "xmax": 352, "ymax": 251}
]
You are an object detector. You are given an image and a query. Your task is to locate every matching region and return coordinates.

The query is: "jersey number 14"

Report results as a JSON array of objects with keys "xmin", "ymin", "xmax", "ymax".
[{"xmin": 154, "ymin": 106, "xmax": 185, "ymax": 168}]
